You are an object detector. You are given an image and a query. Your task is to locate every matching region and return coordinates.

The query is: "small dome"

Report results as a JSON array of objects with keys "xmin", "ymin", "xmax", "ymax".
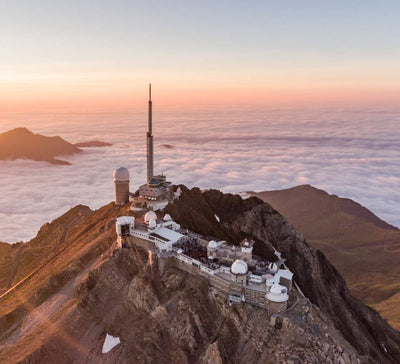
[
  {"xmin": 266, "ymin": 283, "xmax": 289, "ymax": 303},
  {"xmin": 208, "ymin": 240, "xmax": 217, "ymax": 250},
  {"xmin": 113, "ymin": 167, "xmax": 130, "ymax": 182},
  {"xmin": 270, "ymin": 284, "xmax": 287, "ymax": 294},
  {"xmin": 268, "ymin": 262, "xmax": 278, "ymax": 273},
  {"xmin": 231, "ymin": 260, "xmax": 248, "ymax": 275},
  {"xmin": 144, "ymin": 211, "xmax": 157, "ymax": 223},
  {"xmin": 266, "ymin": 278, "xmax": 275, "ymax": 287},
  {"xmin": 148, "ymin": 219, "xmax": 157, "ymax": 228},
  {"xmin": 163, "ymin": 214, "xmax": 172, "ymax": 221}
]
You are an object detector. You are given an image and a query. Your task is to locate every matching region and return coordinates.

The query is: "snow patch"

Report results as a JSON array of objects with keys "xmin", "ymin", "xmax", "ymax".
[
  {"xmin": 214, "ymin": 214, "xmax": 220, "ymax": 222},
  {"xmin": 102, "ymin": 333, "xmax": 120, "ymax": 354},
  {"xmin": 237, "ymin": 192, "xmax": 251, "ymax": 199}
]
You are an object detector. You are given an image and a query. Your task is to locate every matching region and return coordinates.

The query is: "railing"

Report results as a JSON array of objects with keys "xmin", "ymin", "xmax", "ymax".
[{"xmin": 176, "ymin": 252, "xmax": 222, "ymax": 276}]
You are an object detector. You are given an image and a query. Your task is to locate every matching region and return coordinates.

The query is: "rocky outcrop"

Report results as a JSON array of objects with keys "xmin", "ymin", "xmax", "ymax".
[
  {"xmin": 166, "ymin": 186, "xmax": 400, "ymax": 363},
  {"xmin": 251, "ymin": 185, "xmax": 400, "ymax": 330},
  {"xmin": 1, "ymin": 187, "xmax": 400, "ymax": 363},
  {"xmin": 14, "ymin": 247, "xmax": 362, "ymax": 363}
]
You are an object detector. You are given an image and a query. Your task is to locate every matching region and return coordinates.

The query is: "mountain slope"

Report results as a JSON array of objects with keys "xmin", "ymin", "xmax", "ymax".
[
  {"xmin": 0, "ymin": 127, "xmax": 81, "ymax": 165},
  {"xmin": 249, "ymin": 185, "xmax": 400, "ymax": 328},
  {"xmin": 1, "ymin": 188, "xmax": 399, "ymax": 363},
  {"xmin": 0, "ymin": 242, "xmax": 11, "ymax": 259},
  {"xmin": 166, "ymin": 187, "xmax": 400, "ymax": 363}
]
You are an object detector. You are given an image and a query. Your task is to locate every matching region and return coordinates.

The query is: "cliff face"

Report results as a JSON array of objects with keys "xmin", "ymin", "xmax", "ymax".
[
  {"xmin": 165, "ymin": 187, "xmax": 400, "ymax": 363},
  {"xmin": 1, "ymin": 187, "xmax": 400, "ymax": 363},
  {"xmin": 1, "ymin": 246, "xmax": 362, "ymax": 363},
  {"xmin": 250, "ymin": 185, "xmax": 400, "ymax": 328}
]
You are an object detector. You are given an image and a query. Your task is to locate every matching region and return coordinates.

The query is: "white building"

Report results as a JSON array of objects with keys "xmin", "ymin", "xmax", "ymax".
[
  {"xmin": 116, "ymin": 216, "xmax": 135, "ymax": 247},
  {"xmin": 266, "ymin": 283, "xmax": 289, "ymax": 303},
  {"xmin": 115, "ymin": 214, "xmax": 293, "ymax": 312},
  {"xmin": 116, "ymin": 213, "xmax": 184, "ymax": 252}
]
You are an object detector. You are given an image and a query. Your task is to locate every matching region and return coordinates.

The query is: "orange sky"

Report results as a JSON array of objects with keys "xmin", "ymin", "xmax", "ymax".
[
  {"xmin": 1, "ymin": 83, "xmax": 399, "ymax": 113},
  {"xmin": 1, "ymin": 2, "xmax": 399, "ymax": 112}
]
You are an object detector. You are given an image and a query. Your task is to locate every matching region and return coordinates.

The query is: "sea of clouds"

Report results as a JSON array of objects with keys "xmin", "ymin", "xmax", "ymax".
[{"xmin": 0, "ymin": 106, "xmax": 399, "ymax": 242}]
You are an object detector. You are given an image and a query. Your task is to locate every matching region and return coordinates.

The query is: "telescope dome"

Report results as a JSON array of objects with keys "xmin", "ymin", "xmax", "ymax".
[{"xmin": 113, "ymin": 167, "xmax": 130, "ymax": 182}]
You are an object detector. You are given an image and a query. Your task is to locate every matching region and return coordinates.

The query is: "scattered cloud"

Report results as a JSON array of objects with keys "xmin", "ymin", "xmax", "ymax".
[{"xmin": 0, "ymin": 107, "xmax": 399, "ymax": 242}]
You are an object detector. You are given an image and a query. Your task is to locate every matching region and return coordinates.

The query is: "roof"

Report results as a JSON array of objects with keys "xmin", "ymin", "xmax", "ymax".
[
  {"xmin": 275, "ymin": 269, "xmax": 293, "ymax": 281},
  {"xmin": 113, "ymin": 167, "xmax": 130, "ymax": 182},
  {"xmin": 163, "ymin": 213, "xmax": 172, "ymax": 221},
  {"xmin": 148, "ymin": 174, "xmax": 166, "ymax": 186},
  {"xmin": 208, "ymin": 240, "xmax": 218, "ymax": 249},
  {"xmin": 266, "ymin": 283, "xmax": 289, "ymax": 303},
  {"xmin": 152, "ymin": 227, "xmax": 183, "ymax": 244},
  {"xmin": 116, "ymin": 216, "xmax": 134, "ymax": 225},
  {"xmin": 149, "ymin": 232, "xmax": 170, "ymax": 242},
  {"xmin": 231, "ymin": 259, "xmax": 248, "ymax": 275}
]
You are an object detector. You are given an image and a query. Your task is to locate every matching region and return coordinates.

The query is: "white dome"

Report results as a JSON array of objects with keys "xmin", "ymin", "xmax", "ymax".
[
  {"xmin": 230, "ymin": 260, "xmax": 248, "ymax": 275},
  {"xmin": 148, "ymin": 219, "xmax": 157, "ymax": 228},
  {"xmin": 144, "ymin": 211, "xmax": 157, "ymax": 223},
  {"xmin": 266, "ymin": 278, "xmax": 275, "ymax": 287},
  {"xmin": 163, "ymin": 214, "xmax": 172, "ymax": 221},
  {"xmin": 113, "ymin": 167, "xmax": 130, "ymax": 182},
  {"xmin": 268, "ymin": 262, "xmax": 278, "ymax": 273},
  {"xmin": 266, "ymin": 283, "xmax": 289, "ymax": 303},
  {"xmin": 208, "ymin": 240, "xmax": 217, "ymax": 250}
]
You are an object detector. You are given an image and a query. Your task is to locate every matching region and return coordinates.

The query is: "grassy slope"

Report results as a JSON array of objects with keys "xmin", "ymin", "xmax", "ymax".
[{"xmin": 251, "ymin": 185, "xmax": 400, "ymax": 330}]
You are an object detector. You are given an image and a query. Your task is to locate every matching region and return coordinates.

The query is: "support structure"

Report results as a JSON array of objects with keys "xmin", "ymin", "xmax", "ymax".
[{"xmin": 146, "ymin": 83, "xmax": 154, "ymax": 185}]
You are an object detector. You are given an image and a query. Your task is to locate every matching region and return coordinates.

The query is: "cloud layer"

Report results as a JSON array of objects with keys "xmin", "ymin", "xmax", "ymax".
[{"xmin": 0, "ymin": 106, "xmax": 399, "ymax": 242}]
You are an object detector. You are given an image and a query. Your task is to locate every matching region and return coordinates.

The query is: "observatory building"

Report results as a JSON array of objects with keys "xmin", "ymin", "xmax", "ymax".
[
  {"xmin": 113, "ymin": 85, "xmax": 296, "ymax": 315},
  {"xmin": 115, "ymin": 214, "xmax": 294, "ymax": 313},
  {"xmin": 113, "ymin": 167, "xmax": 130, "ymax": 205}
]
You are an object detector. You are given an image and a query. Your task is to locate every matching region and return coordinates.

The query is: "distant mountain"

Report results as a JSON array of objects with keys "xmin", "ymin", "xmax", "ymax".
[
  {"xmin": 73, "ymin": 141, "xmax": 112, "ymax": 148},
  {"xmin": 250, "ymin": 185, "xmax": 400, "ymax": 330},
  {"xmin": 0, "ymin": 128, "xmax": 81, "ymax": 165}
]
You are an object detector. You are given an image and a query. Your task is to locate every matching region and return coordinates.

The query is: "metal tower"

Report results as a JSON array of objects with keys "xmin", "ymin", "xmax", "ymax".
[{"xmin": 146, "ymin": 83, "xmax": 154, "ymax": 184}]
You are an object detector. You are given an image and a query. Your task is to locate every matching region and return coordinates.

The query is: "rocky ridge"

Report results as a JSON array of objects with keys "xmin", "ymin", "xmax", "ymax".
[
  {"xmin": 0, "ymin": 187, "xmax": 399, "ymax": 363},
  {"xmin": 165, "ymin": 186, "xmax": 400, "ymax": 363},
  {"xmin": 250, "ymin": 185, "xmax": 400, "ymax": 330}
]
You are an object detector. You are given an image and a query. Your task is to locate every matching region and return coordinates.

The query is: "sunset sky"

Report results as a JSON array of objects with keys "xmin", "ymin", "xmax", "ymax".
[{"xmin": 1, "ymin": 0, "xmax": 399, "ymax": 110}]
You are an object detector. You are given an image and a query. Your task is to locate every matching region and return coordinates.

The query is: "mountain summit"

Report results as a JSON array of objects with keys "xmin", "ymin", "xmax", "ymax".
[{"xmin": 0, "ymin": 187, "xmax": 399, "ymax": 363}]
